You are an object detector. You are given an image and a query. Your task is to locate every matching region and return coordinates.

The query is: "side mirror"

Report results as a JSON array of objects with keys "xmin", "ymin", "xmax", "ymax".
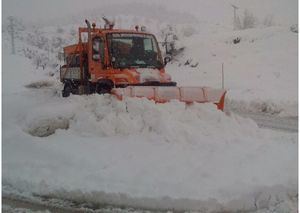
[
  {"xmin": 164, "ymin": 56, "xmax": 171, "ymax": 65},
  {"xmin": 111, "ymin": 57, "xmax": 116, "ymax": 64},
  {"xmin": 92, "ymin": 54, "xmax": 100, "ymax": 60}
]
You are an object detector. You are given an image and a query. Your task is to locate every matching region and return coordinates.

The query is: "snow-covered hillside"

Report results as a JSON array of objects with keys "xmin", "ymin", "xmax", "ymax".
[
  {"xmin": 169, "ymin": 26, "xmax": 298, "ymax": 116},
  {"xmin": 2, "ymin": 0, "xmax": 298, "ymax": 212}
]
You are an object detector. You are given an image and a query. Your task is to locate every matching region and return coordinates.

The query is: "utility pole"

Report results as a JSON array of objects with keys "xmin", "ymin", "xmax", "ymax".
[{"xmin": 7, "ymin": 16, "xmax": 16, "ymax": 54}]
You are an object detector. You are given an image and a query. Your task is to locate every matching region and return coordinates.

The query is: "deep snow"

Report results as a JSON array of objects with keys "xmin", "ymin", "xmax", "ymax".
[
  {"xmin": 2, "ymin": 53, "xmax": 298, "ymax": 212},
  {"xmin": 167, "ymin": 26, "xmax": 298, "ymax": 117}
]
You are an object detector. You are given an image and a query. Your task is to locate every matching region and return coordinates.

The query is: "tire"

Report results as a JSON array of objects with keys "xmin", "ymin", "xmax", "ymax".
[
  {"xmin": 96, "ymin": 85, "xmax": 111, "ymax": 94},
  {"xmin": 96, "ymin": 81, "xmax": 113, "ymax": 94},
  {"xmin": 62, "ymin": 83, "xmax": 72, "ymax": 97},
  {"xmin": 85, "ymin": 82, "xmax": 95, "ymax": 94}
]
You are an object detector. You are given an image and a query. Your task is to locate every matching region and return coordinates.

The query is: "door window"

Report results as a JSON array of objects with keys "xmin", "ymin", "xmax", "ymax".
[{"xmin": 92, "ymin": 37, "xmax": 104, "ymax": 64}]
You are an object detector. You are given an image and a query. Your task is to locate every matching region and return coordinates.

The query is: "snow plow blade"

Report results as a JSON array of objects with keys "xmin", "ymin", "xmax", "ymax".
[{"xmin": 112, "ymin": 86, "xmax": 226, "ymax": 111}]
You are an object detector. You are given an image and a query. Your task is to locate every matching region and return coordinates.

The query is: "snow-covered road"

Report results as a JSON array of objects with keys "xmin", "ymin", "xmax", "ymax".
[
  {"xmin": 229, "ymin": 111, "xmax": 298, "ymax": 133},
  {"xmin": 3, "ymin": 186, "xmax": 298, "ymax": 213},
  {"xmin": 3, "ymin": 194, "xmax": 162, "ymax": 213}
]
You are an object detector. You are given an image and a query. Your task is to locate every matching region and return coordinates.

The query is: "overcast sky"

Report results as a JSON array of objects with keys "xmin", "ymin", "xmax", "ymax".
[
  {"xmin": 2, "ymin": 0, "xmax": 132, "ymax": 23},
  {"xmin": 3, "ymin": 0, "xmax": 297, "ymax": 26},
  {"xmin": 2, "ymin": 0, "xmax": 204, "ymax": 26}
]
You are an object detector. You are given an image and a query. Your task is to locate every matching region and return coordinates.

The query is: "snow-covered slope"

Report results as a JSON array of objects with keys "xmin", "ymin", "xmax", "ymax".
[{"xmin": 168, "ymin": 26, "xmax": 298, "ymax": 116}]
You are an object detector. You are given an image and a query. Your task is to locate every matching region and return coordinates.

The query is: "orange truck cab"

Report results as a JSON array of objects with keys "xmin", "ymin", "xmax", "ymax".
[{"xmin": 60, "ymin": 20, "xmax": 176, "ymax": 97}]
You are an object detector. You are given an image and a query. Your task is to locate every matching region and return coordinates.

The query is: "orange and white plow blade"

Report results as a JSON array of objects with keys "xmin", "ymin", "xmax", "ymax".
[{"xmin": 112, "ymin": 86, "xmax": 226, "ymax": 111}]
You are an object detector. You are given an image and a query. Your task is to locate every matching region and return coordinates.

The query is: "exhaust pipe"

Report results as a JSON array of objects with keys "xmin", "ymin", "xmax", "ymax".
[
  {"xmin": 78, "ymin": 19, "xmax": 92, "ymax": 95},
  {"xmin": 85, "ymin": 19, "xmax": 91, "ymax": 45},
  {"xmin": 85, "ymin": 19, "xmax": 91, "ymax": 31}
]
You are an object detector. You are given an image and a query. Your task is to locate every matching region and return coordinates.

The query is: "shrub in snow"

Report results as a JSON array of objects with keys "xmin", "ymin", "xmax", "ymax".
[
  {"xmin": 233, "ymin": 16, "xmax": 242, "ymax": 30},
  {"xmin": 159, "ymin": 25, "xmax": 185, "ymax": 61},
  {"xmin": 263, "ymin": 15, "xmax": 274, "ymax": 27},
  {"xmin": 290, "ymin": 24, "xmax": 298, "ymax": 33},
  {"xmin": 181, "ymin": 26, "xmax": 196, "ymax": 37},
  {"xmin": 7, "ymin": 24, "xmax": 74, "ymax": 71},
  {"xmin": 233, "ymin": 37, "xmax": 241, "ymax": 44},
  {"xmin": 29, "ymin": 29, "xmax": 49, "ymax": 50},
  {"xmin": 33, "ymin": 54, "xmax": 49, "ymax": 70},
  {"xmin": 234, "ymin": 9, "xmax": 257, "ymax": 30},
  {"xmin": 22, "ymin": 48, "xmax": 37, "ymax": 60},
  {"xmin": 51, "ymin": 37, "xmax": 64, "ymax": 49},
  {"xmin": 242, "ymin": 9, "xmax": 256, "ymax": 29},
  {"xmin": 25, "ymin": 80, "xmax": 54, "ymax": 89},
  {"xmin": 161, "ymin": 25, "xmax": 178, "ymax": 53}
]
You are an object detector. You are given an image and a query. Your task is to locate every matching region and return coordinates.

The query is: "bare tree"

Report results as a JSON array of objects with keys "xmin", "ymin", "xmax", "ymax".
[
  {"xmin": 243, "ymin": 9, "xmax": 255, "ymax": 29},
  {"xmin": 231, "ymin": 4, "xmax": 241, "ymax": 30}
]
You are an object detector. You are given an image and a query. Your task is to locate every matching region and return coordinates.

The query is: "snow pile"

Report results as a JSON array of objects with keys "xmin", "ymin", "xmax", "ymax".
[
  {"xmin": 23, "ymin": 94, "xmax": 259, "ymax": 140},
  {"xmin": 26, "ymin": 116, "xmax": 69, "ymax": 137},
  {"xmin": 3, "ymin": 95, "xmax": 298, "ymax": 212}
]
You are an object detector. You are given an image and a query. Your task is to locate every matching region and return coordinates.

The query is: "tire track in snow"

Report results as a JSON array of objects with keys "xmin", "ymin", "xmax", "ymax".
[
  {"xmin": 230, "ymin": 111, "xmax": 298, "ymax": 133},
  {"xmin": 2, "ymin": 195, "xmax": 151, "ymax": 213}
]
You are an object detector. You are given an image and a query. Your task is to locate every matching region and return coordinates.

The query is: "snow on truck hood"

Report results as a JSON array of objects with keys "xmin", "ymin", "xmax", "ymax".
[{"xmin": 136, "ymin": 68, "xmax": 162, "ymax": 82}]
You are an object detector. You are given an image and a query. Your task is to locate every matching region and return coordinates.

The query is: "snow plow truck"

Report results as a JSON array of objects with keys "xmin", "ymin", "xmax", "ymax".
[{"xmin": 60, "ymin": 19, "xmax": 226, "ymax": 110}]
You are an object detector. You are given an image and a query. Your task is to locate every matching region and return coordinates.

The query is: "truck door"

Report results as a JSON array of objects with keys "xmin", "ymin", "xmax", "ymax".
[{"xmin": 90, "ymin": 36, "xmax": 105, "ymax": 79}]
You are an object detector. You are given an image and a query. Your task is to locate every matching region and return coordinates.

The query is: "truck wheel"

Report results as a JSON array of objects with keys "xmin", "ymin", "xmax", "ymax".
[
  {"xmin": 96, "ymin": 81, "xmax": 113, "ymax": 94},
  {"xmin": 85, "ymin": 82, "xmax": 95, "ymax": 94},
  {"xmin": 96, "ymin": 85, "xmax": 111, "ymax": 94},
  {"xmin": 62, "ymin": 84, "xmax": 72, "ymax": 97}
]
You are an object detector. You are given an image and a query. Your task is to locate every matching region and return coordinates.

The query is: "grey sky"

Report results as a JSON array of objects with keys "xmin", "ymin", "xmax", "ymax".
[
  {"xmin": 3, "ymin": 0, "xmax": 297, "ymax": 26},
  {"xmin": 2, "ymin": 0, "xmax": 132, "ymax": 23}
]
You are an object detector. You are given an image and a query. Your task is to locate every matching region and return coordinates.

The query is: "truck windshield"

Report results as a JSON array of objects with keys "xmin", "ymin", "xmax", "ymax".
[{"xmin": 107, "ymin": 33, "xmax": 163, "ymax": 69}]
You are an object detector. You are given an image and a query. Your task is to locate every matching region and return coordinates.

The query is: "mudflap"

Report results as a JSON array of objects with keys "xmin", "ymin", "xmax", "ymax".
[{"xmin": 111, "ymin": 86, "xmax": 227, "ymax": 111}]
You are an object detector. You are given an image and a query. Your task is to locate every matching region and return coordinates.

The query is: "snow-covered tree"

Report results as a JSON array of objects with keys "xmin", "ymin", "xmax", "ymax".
[{"xmin": 242, "ymin": 9, "xmax": 256, "ymax": 29}]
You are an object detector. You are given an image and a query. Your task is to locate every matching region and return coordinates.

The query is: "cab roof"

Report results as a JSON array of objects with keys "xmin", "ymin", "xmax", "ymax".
[
  {"xmin": 102, "ymin": 29, "xmax": 154, "ymax": 35},
  {"xmin": 79, "ymin": 26, "xmax": 155, "ymax": 36}
]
